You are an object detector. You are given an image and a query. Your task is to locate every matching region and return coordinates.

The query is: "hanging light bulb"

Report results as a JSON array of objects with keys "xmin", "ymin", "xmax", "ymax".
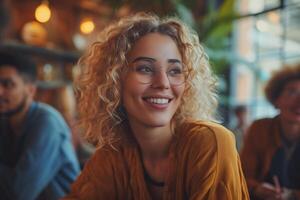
[
  {"xmin": 35, "ymin": 0, "xmax": 51, "ymax": 23},
  {"xmin": 80, "ymin": 18, "xmax": 95, "ymax": 34}
]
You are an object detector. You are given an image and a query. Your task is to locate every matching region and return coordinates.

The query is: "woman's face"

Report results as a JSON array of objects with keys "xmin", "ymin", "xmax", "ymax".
[
  {"xmin": 276, "ymin": 80, "xmax": 300, "ymax": 123},
  {"xmin": 122, "ymin": 33, "xmax": 185, "ymax": 129}
]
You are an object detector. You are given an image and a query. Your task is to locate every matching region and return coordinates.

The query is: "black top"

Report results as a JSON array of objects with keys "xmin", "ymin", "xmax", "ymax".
[{"xmin": 265, "ymin": 135, "xmax": 300, "ymax": 189}]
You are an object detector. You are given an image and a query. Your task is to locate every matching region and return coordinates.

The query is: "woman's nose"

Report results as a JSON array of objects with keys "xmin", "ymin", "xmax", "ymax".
[{"xmin": 151, "ymin": 70, "xmax": 170, "ymax": 89}]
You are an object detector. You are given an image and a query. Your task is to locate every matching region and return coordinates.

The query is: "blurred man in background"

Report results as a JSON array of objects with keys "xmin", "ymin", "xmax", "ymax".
[
  {"xmin": 230, "ymin": 104, "xmax": 249, "ymax": 152},
  {"xmin": 0, "ymin": 51, "xmax": 80, "ymax": 200}
]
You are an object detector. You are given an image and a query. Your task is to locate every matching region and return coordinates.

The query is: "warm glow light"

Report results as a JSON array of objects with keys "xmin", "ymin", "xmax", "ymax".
[
  {"xmin": 22, "ymin": 21, "xmax": 47, "ymax": 46},
  {"xmin": 267, "ymin": 12, "xmax": 280, "ymax": 24},
  {"xmin": 80, "ymin": 19, "xmax": 95, "ymax": 34},
  {"xmin": 35, "ymin": 1, "xmax": 51, "ymax": 23}
]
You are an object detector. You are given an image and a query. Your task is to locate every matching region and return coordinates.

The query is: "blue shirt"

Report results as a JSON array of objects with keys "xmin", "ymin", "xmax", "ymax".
[{"xmin": 0, "ymin": 102, "xmax": 80, "ymax": 200}]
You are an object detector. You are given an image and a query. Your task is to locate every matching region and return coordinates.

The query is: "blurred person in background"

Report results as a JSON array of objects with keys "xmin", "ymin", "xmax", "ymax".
[
  {"xmin": 0, "ymin": 51, "xmax": 80, "ymax": 200},
  {"xmin": 241, "ymin": 64, "xmax": 300, "ymax": 200},
  {"xmin": 230, "ymin": 104, "xmax": 249, "ymax": 152},
  {"xmin": 63, "ymin": 12, "xmax": 249, "ymax": 200}
]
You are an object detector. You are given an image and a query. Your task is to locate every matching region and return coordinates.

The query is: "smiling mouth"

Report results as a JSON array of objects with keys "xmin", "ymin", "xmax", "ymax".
[{"xmin": 143, "ymin": 97, "xmax": 172, "ymax": 104}]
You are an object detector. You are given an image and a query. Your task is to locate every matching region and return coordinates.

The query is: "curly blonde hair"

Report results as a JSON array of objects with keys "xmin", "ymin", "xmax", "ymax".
[
  {"xmin": 265, "ymin": 63, "xmax": 300, "ymax": 106},
  {"xmin": 76, "ymin": 12, "xmax": 218, "ymax": 147}
]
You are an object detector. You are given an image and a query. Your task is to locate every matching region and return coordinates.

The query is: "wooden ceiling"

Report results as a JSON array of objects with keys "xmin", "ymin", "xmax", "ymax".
[{"xmin": 1, "ymin": 0, "xmax": 209, "ymax": 51}]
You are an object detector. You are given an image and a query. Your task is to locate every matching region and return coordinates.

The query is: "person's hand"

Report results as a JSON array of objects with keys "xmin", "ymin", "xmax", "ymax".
[
  {"xmin": 281, "ymin": 188, "xmax": 297, "ymax": 200},
  {"xmin": 254, "ymin": 183, "xmax": 281, "ymax": 200}
]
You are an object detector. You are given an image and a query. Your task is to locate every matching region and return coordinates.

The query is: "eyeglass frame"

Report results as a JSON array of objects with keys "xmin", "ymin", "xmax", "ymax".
[{"xmin": 125, "ymin": 58, "xmax": 190, "ymax": 86}]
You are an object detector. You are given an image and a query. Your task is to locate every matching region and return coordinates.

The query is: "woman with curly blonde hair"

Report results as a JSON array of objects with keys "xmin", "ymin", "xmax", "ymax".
[
  {"xmin": 64, "ymin": 12, "xmax": 249, "ymax": 200},
  {"xmin": 241, "ymin": 64, "xmax": 300, "ymax": 200}
]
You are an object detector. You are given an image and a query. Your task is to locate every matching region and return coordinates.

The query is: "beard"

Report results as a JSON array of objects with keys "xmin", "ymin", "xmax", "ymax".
[{"xmin": 0, "ymin": 95, "xmax": 27, "ymax": 118}]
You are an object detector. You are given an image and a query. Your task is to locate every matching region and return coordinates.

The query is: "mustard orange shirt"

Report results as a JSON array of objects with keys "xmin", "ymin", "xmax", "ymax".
[{"xmin": 63, "ymin": 120, "xmax": 249, "ymax": 200}]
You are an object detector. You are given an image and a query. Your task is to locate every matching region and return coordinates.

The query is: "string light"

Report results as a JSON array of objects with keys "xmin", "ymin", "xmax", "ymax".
[
  {"xmin": 80, "ymin": 18, "xmax": 95, "ymax": 34},
  {"xmin": 35, "ymin": 0, "xmax": 51, "ymax": 23}
]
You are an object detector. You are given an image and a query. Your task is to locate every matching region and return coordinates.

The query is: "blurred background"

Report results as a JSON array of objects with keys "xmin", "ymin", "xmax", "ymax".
[{"xmin": 1, "ymin": 0, "xmax": 300, "ymax": 127}]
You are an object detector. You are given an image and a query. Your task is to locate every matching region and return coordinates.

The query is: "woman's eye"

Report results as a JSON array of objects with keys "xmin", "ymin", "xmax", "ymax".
[
  {"xmin": 168, "ymin": 67, "xmax": 183, "ymax": 76},
  {"xmin": 135, "ymin": 65, "xmax": 154, "ymax": 74}
]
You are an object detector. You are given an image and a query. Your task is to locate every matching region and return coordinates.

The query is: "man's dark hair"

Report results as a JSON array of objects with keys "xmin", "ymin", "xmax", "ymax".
[
  {"xmin": 0, "ymin": 51, "xmax": 37, "ymax": 82},
  {"xmin": 265, "ymin": 64, "xmax": 300, "ymax": 106}
]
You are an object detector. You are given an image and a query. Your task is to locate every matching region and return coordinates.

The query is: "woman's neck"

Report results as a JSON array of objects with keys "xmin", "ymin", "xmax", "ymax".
[
  {"xmin": 129, "ymin": 120, "xmax": 175, "ymax": 199},
  {"xmin": 130, "ymin": 122, "xmax": 174, "ymax": 160}
]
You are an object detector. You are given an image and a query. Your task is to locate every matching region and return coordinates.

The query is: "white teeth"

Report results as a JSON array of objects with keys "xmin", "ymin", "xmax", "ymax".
[{"xmin": 147, "ymin": 98, "xmax": 169, "ymax": 104}]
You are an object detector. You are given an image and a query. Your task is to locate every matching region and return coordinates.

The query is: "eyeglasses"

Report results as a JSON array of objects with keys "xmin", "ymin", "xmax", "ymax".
[
  {"xmin": 129, "ymin": 63, "xmax": 188, "ymax": 86},
  {"xmin": 282, "ymin": 88, "xmax": 300, "ymax": 98}
]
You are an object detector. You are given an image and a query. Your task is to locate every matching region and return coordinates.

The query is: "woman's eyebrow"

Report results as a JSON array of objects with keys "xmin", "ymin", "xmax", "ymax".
[
  {"xmin": 130, "ymin": 56, "xmax": 156, "ymax": 63},
  {"xmin": 168, "ymin": 59, "xmax": 182, "ymax": 64},
  {"xmin": 130, "ymin": 57, "xmax": 182, "ymax": 66}
]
